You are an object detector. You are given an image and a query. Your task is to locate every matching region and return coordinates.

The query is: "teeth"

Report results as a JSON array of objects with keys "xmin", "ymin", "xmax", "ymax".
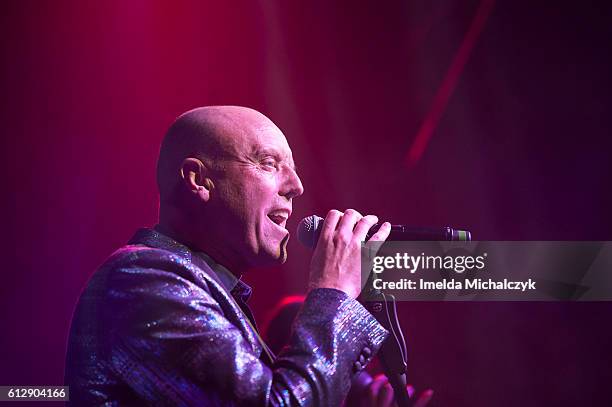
[
  {"xmin": 268, "ymin": 215, "xmax": 285, "ymax": 222},
  {"xmin": 268, "ymin": 213, "xmax": 287, "ymax": 226}
]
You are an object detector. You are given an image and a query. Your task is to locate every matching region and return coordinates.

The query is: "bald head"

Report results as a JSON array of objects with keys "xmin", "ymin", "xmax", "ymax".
[
  {"xmin": 155, "ymin": 105, "xmax": 303, "ymax": 271},
  {"xmin": 156, "ymin": 106, "xmax": 286, "ymax": 204}
]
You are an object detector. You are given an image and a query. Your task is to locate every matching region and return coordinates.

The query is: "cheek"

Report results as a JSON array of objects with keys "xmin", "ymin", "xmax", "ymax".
[
  {"xmin": 223, "ymin": 184, "xmax": 265, "ymax": 221},
  {"xmin": 210, "ymin": 181, "xmax": 249, "ymax": 225},
  {"xmin": 242, "ymin": 174, "xmax": 278, "ymax": 207},
  {"xmin": 216, "ymin": 168, "xmax": 279, "ymax": 219}
]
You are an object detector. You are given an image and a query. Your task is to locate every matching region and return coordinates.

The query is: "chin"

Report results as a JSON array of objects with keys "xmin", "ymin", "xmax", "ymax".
[
  {"xmin": 261, "ymin": 235, "xmax": 290, "ymax": 265},
  {"xmin": 261, "ymin": 247, "xmax": 287, "ymax": 265}
]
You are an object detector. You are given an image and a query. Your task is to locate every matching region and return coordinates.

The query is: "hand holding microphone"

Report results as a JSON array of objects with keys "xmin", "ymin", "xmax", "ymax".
[
  {"xmin": 298, "ymin": 212, "xmax": 472, "ymax": 299},
  {"xmin": 305, "ymin": 209, "xmax": 392, "ymax": 299}
]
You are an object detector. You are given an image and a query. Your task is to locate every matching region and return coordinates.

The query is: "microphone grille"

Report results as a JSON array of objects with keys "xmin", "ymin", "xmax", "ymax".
[{"xmin": 296, "ymin": 215, "xmax": 324, "ymax": 249}]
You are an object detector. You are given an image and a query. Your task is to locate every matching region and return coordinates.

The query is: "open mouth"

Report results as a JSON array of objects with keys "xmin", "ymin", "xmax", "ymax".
[{"xmin": 267, "ymin": 210, "xmax": 289, "ymax": 229}]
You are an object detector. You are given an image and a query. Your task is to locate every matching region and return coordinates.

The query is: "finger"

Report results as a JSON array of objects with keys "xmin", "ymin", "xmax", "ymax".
[
  {"xmin": 319, "ymin": 209, "xmax": 342, "ymax": 241},
  {"xmin": 364, "ymin": 222, "xmax": 391, "ymax": 257},
  {"xmin": 367, "ymin": 221, "xmax": 391, "ymax": 243},
  {"xmin": 336, "ymin": 208, "xmax": 363, "ymax": 235},
  {"xmin": 414, "ymin": 389, "xmax": 434, "ymax": 407},
  {"xmin": 353, "ymin": 215, "xmax": 379, "ymax": 242},
  {"xmin": 367, "ymin": 374, "xmax": 389, "ymax": 406},
  {"xmin": 406, "ymin": 385, "xmax": 415, "ymax": 399}
]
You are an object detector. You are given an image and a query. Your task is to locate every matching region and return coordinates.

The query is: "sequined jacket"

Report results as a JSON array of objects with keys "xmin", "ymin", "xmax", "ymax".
[{"xmin": 64, "ymin": 228, "xmax": 388, "ymax": 406}]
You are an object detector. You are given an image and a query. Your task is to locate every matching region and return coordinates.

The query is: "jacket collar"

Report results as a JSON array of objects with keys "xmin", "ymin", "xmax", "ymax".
[{"xmin": 128, "ymin": 226, "xmax": 252, "ymax": 303}]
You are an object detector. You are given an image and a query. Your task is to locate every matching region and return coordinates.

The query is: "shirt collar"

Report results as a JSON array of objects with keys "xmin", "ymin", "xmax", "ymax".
[{"xmin": 194, "ymin": 251, "xmax": 253, "ymax": 303}]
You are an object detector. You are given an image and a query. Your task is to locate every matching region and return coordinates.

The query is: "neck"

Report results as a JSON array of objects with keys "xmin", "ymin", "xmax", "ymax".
[{"xmin": 158, "ymin": 209, "xmax": 248, "ymax": 276}]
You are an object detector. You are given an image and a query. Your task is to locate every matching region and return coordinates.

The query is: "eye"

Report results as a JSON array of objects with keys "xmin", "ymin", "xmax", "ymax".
[{"xmin": 260, "ymin": 158, "xmax": 278, "ymax": 170}]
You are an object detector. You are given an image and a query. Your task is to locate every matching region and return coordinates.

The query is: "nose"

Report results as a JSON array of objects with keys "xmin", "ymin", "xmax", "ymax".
[{"xmin": 280, "ymin": 165, "xmax": 304, "ymax": 200}]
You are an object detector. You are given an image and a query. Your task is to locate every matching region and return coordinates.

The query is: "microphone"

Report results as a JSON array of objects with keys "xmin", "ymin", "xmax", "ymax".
[{"xmin": 297, "ymin": 215, "xmax": 471, "ymax": 249}]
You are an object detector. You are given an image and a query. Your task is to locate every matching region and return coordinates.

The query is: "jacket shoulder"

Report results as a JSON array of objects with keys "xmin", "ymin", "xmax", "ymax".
[{"xmin": 99, "ymin": 244, "xmax": 213, "ymax": 288}]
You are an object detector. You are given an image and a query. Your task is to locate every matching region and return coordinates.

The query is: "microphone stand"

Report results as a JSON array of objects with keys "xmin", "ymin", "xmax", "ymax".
[
  {"xmin": 359, "ymin": 223, "xmax": 470, "ymax": 405},
  {"xmin": 361, "ymin": 289, "xmax": 412, "ymax": 407}
]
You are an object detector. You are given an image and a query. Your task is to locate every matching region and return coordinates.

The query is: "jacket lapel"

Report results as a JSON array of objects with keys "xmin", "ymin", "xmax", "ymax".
[{"xmin": 127, "ymin": 228, "xmax": 263, "ymax": 356}]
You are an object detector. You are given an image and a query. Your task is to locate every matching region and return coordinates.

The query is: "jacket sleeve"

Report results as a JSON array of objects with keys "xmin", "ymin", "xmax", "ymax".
[{"xmin": 104, "ymin": 257, "xmax": 388, "ymax": 406}]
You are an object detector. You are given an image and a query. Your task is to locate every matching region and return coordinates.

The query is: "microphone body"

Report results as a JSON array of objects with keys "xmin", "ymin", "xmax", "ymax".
[
  {"xmin": 297, "ymin": 215, "xmax": 471, "ymax": 249},
  {"xmin": 373, "ymin": 224, "xmax": 471, "ymax": 242}
]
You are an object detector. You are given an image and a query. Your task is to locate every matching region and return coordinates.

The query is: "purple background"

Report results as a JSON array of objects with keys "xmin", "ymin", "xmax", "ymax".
[{"xmin": 2, "ymin": 1, "xmax": 611, "ymax": 405}]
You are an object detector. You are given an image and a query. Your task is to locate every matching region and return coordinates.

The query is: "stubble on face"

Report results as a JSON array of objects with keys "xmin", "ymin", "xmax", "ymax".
[{"xmin": 190, "ymin": 107, "xmax": 301, "ymax": 269}]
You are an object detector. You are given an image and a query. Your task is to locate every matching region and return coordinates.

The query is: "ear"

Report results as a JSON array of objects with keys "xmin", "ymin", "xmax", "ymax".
[{"xmin": 180, "ymin": 158, "xmax": 214, "ymax": 202}]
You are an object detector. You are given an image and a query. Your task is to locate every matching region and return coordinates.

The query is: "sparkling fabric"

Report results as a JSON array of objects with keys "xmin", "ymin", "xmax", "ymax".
[{"xmin": 64, "ymin": 228, "xmax": 388, "ymax": 406}]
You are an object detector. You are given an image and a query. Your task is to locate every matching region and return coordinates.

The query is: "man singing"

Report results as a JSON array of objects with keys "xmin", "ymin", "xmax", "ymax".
[{"xmin": 65, "ymin": 106, "xmax": 392, "ymax": 405}]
